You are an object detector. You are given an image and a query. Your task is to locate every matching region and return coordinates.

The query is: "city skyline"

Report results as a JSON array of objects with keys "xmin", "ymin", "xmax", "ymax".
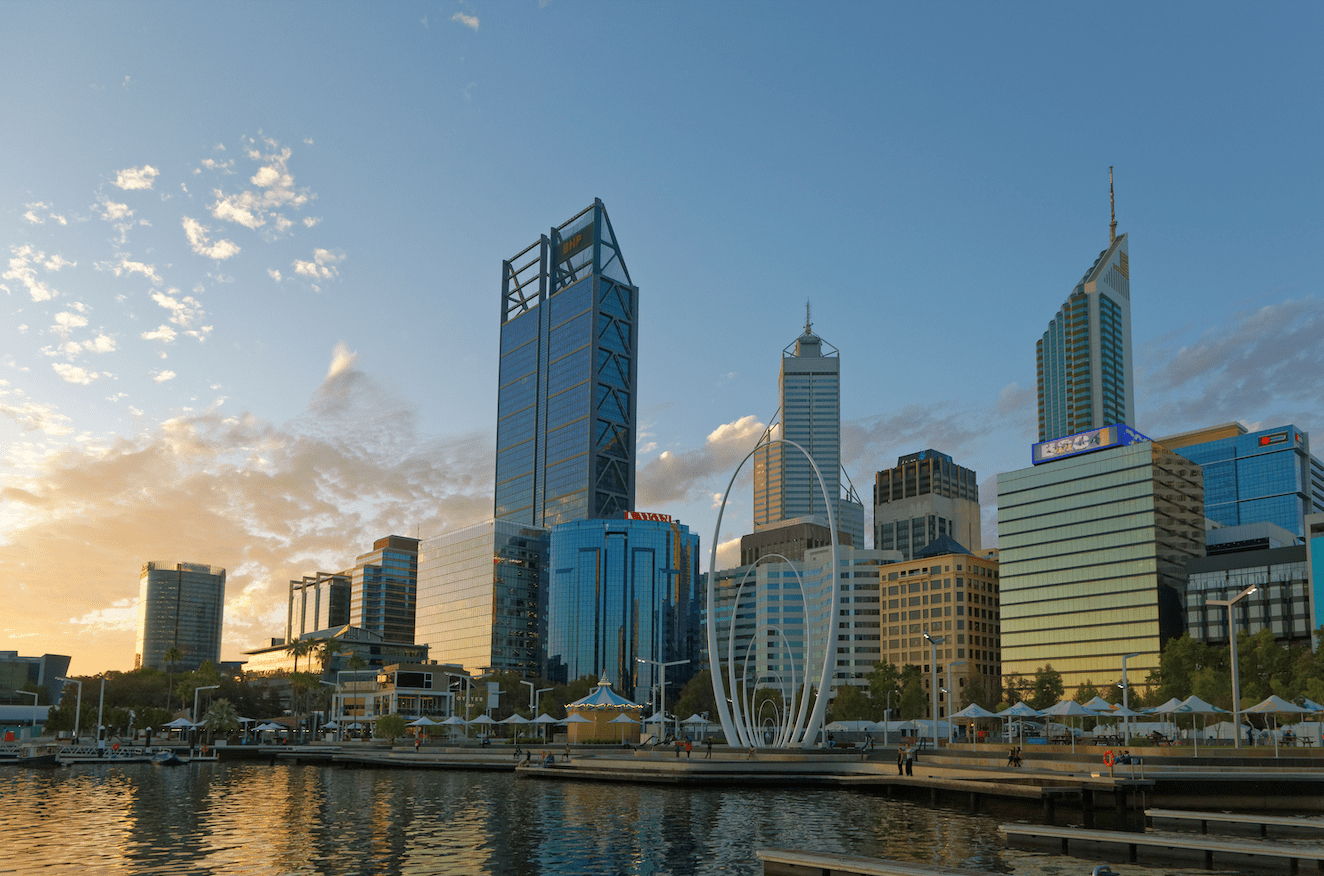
[{"xmin": 2, "ymin": 3, "xmax": 1321, "ymax": 673}]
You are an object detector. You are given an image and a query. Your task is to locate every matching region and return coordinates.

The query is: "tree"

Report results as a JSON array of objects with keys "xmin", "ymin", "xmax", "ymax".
[
  {"xmin": 347, "ymin": 653, "xmax": 368, "ymax": 672},
  {"xmin": 897, "ymin": 664, "xmax": 926, "ymax": 719},
  {"xmin": 1074, "ymin": 680, "xmax": 1100, "ymax": 704},
  {"xmin": 1001, "ymin": 672, "xmax": 1027, "ymax": 708},
  {"xmin": 163, "ymin": 646, "xmax": 184, "ymax": 711},
  {"xmin": 317, "ymin": 639, "xmax": 343, "ymax": 677},
  {"xmin": 376, "ymin": 713, "xmax": 407, "ymax": 743},
  {"xmin": 827, "ymin": 684, "xmax": 874, "ymax": 722},
  {"xmin": 673, "ymin": 670, "xmax": 716, "ymax": 722},
  {"xmin": 285, "ymin": 638, "xmax": 314, "ymax": 674},
  {"xmin": 1028, "ymin": 665, "xmax": 1063, "ymax": 710},
  {"xmin": 868, "ymin": 661, "xmax": 901, "ymax": 718},
  {"xmin": 202, "ymin": 698, "xmax": 240, "ymax": 742},
  {"xmin": 961, "ymin": 673, "xmax": 997, "ymax": 710}
]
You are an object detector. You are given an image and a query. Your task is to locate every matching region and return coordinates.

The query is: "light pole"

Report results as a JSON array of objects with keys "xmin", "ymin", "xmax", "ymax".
[
  {"xmin": 923, "ymin": 633, "xmax": 944, "ymax": 750},
  {"xmin": 946, "ymin": 661, "xmax": 967, "ymax": 741},
  {"xmin": 56, "ymin": 678, "xmax": 81, "ymax": 742},
  {"xmin": 1119, "ymin": 652, "xmax": 1141, "ymax": 743},
  {"xmin": 520, "ymin": 680, "xmax": 553, "ymax": 713},
  {"xmin": 637, "ymin": 657, "xmax": 690, "ymax": 741},
  {"xmin": 1209, "ymin": 584, "xmax": 1257, "ymax": 749},
  {"xmin": 193, "ymin": 684, "xmax": 220, "ymax": 725},
  {"xmin": 320, "ymin": 680, "xmax": 339, "ymax": 739}
]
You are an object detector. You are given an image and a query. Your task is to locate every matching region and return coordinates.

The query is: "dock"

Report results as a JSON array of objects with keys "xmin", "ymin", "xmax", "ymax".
[
  {"xmin": 757, "ymin": 849, "xmax": 989, "ymax": 876},
  {"xmin": 1146, "ymin": 807, "xmax": 1324, "ymax": 838}
]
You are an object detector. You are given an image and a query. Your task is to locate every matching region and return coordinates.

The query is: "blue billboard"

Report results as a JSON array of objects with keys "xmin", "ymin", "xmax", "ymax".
[{"xmin": 1031, "ymin": 424, "xmax": 1149, "ymax": 465}]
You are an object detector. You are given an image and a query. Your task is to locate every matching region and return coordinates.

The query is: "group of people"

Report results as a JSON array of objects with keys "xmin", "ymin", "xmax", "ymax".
[
  {"xmin": 896, "ymin": 744, "xmax": 915, "ymax": 775},
  {"xmin": 1006, "ymin": 746, "xmax": 1022, "ymax": 767}
]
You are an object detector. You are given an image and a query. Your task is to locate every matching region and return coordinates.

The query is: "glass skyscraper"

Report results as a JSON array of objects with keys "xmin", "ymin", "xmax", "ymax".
[
  {"xmin": 494, "ymin": 199, "xmax": 637, "ymax": 527},
  {"xmin": 753, "ymin": 313, "xmax": 865, "ymax": 548},
  {"xmin": 873, "ymin": 449, "xmax": 981, "ymax": 560},
  {"xmin": 545, "ymin": 516, "xmax": 701, "ymax": 702},
  {"xmin": 351, "ymin": 535, "xmax": 419, "ymax": 644},
  {"xmin": 135, "ymin": 561, "xmax": 226, "ymax": 672},
  {"xmin": 1159, "ymin": 423, "xmax": 1324, "ymax": 539},
  {"xmin": 997, "ymin": 438, "xmax": 1204, "ymax": 691},
  {"xmin": 1036, "ymin": 201, "xmax": 1134, "ymax": 442}
]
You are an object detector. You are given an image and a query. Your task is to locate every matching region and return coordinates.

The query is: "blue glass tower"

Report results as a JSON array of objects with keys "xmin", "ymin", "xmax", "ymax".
[
  {"xmin": 495, "ymin": 199, "xmax": 637, "ymax": 526},
  {"xmin": 545, "ymin": 516, "xmax": 701, "ymax": 701}
]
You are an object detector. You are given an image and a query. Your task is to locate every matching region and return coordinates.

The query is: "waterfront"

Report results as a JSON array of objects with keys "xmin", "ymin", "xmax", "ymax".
[{"xmin": 0, "ymin": 761, "xmax": 1230, "ymax": 876}]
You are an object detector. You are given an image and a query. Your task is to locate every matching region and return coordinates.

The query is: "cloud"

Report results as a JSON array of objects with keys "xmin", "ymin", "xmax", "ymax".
[
  {"xmin": 23, "ymin": 202, "xmax": 67, "ymax": 225},
  {"xmin": 3, "ymin": 245, "xmax": 63, "ymax": 302},
  {"xmin": 0, "ymin": 363, "xmax": 493, "ymax": 670},
  {"xmin": 293, "ymin": 248, "xmax": 344, "ymax": 281},
  {"xmin": 0, "ymin": 399, "xmax": 75, "ymax": 436},
  {"xmin": 51, "ymin": 311, "xmax": 89, "ymax": 339},
  {"xmin": 181, "ymin": 216, "xmax": 241, "ymax": 260},
  {"xmin": 327, "ymin": 341, "xmax": 357, "ymax": 379},
  {"xmin": 98, "ymin": 254, "xmax": 162, "ymax": 285},
  {"xmin": 636, "ymin": 414, "xmax": 768, "ymax": 506},
  {"xmin": 267, "ymin": 268, "xmax": 282, "ymax": 282},
  {"xmin": 452, "ymin": 11, "xmax": 479, "ymax": 30},
  {"xmin": 52, "ymin": 362, "xmax": 103, "ymax": 385},
  {"xmin": 87, "ymin": 333, "xmax": 117, "ymax": 354},
  {"xmin": 141, "ymin": 325, "xmax": 178, "ymax": 343},
  {"xmin": 207, "ymin": 139, "xmax": 311, "ymax": 236},
  {"xmin": 113, "ymin": 165, "xmax": 159, "ymax": 190},
  {"xmin": 151, "ymin": 289, "xmax": 206, "ymax": 329},
  {"xmin": 151, "ymin": 370, "xmax": 177, "ymax": 383}
]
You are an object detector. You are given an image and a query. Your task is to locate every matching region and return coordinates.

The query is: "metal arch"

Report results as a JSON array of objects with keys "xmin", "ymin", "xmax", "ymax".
[{"xmin": 707, "ymin": 437, "xmax": 839, "ymax": 749}]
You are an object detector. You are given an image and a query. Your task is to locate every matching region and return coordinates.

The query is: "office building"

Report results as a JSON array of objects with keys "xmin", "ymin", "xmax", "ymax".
[
  {"xmin": 873, "ymin": 450, "xmax": 981, "ymax": 560},
  {"xmin": 753, "ymin": 311, "xmax": 866, "ymax": 549},
  {"xmin": 0, "ymin": 652, "xmax": 71, "ymax": 706},
  {"xmin": 740, "ymin": 519, "xmax": 852, "ymax": 566},
  {"xmin": 494, "ymin": 199, "xmax": 638, "ymax": 527},
  {"xmin": 545, "ymin": 513, "xmax": 701, "ymax": 701},
  {"xmin": 998, "ymin": 428, "xmax": 1204, "ymax": 691},
  {"xmin": 287, "ymin": 571, "xmax": 351, "ymax": 644},
  {"xmin": 241, "ymin": 625, "xmax": 428, "ymax": 676},
  {"xmin": 1186, "ymin": 543, "xmax": 1311, "ymax": 649},
  {"xmin": 135, "ymin": 561, "xmax": 226, "ymax": 672},
  {"xmin": 1158, "ymin": 423, "xmax": 1324, "ymax": 540},
  {"xmin": 1037, "ymin": 174, "xmax": 1134, "ymax": 442},
  {"xmin": 878, "ymin": 540, "xmax": 1001, "ymax": 716},
  {"xmin": 351, "ymin": 535, "xmax": 419, "ymax": 644},
  {"xmin": 415, "ymin": 519, "xmax": 549, "ymax": 677},
  {"xmin": 1308, "ymin": 514, "xmax": 1324, "ymax": 637}
]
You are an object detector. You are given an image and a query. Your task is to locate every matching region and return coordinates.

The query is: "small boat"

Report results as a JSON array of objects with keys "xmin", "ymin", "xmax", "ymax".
[
  {"xmin": 0, "ymin": 742, "xmax": 60, "ymax": 766},
  {"xmin": 151, "ymin": 748, "xmax": 183, "ymax": 765}
]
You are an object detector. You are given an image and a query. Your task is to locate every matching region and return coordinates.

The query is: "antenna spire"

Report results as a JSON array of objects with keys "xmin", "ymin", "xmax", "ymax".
[
  {"xmin": 1109, "ymin": 166, "xmax": 1117, "ymax": 245},
  {"xmin": 804, "ymin": 300, "xmax": 812, "ymax": 334}
]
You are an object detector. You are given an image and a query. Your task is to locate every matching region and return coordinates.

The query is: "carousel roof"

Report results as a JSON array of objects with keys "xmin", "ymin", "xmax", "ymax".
[{"xmin": 567, "ymin": 675, "xmax": 642, "ymax": 710}]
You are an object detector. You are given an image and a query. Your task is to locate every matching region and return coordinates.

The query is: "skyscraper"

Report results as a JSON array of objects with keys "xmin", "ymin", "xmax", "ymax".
[
  {"xmin": 351, "ymin": 535, "xmax": 419, "ymax": 644},
  {"xmin": 873, "ymin": 449, "xmax": 981, "ymax": 560},
  {"xmin": 1037, "ymin": 171, "xmax": 1134, "ymax": 443},
  {"xmin": 494, "ymin": 199, "xmax": 638, "ymax": 527},
  {"xmin": 135, "ymin": 561, "xmax": 226, "ymax": 672},
  {"xmin": 753, "ymin": 310, "xmax": 865, "ymax": 549}
]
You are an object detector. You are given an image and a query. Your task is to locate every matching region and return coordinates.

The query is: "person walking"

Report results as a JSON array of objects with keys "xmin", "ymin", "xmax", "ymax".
[
  {"xmin": 705, "ymin": 737, "xmax": 713, "ymax": 758},
  {"xmin": 897, "ymin": 746, "xmax": 905, "ymax": 775},
  {"xmin": 685, "ymin": 739, "xmax": 692, "ymax": 759},
  {"xmin": 904, "ymin": 745, "xmax": 914, "ymax": 776}
]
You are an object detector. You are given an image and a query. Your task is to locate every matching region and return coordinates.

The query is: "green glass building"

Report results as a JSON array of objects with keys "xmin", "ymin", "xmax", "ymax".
[{"xmin": 997, "ymin": 436, "xmax": 1204, "ymax": 691}]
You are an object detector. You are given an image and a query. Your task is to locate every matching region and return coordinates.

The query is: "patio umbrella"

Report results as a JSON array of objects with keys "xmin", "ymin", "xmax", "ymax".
[
  {"xmin": 1082, "ymin": 696, "xmax": 1115, "ymax": 712},
  {"xmin": 997, "ymin": 701, "xmax": 1041, "ymax": 744},
  {"xmin": 949, "ymin": 703, "xmax": 999, "ymax": 746},
  {"xmin": 407, "ymin": 716, "xmax": 439, "ymax": 726},
  {"xmin": 1175, "ymin": 695, "xmax": 1227, "ymax": 754},
  {"xmin": 501, "ymin": 713, "xmax": 531, "ymax": 743},
  {"xmin": 532, "ymin": 712, "xmax": 559, "ymax": 742},
  {"xmin": 608, "ymin": 713, "xmax": 637, "ymax": 742},
  {"xmin": 560, "ymin": 713, "xmax": 592, "ymax": 723},
  {"xmin": 164, "ymin": 717, "xmax": 198, "ymax": 729},
  {"xmin": 1245, "ymin": 694, "xmax": 1312, "ymax": 757},
  {"xmin": 1041, "ymin": 700, "xmax": 1093, "ymax": 753}
]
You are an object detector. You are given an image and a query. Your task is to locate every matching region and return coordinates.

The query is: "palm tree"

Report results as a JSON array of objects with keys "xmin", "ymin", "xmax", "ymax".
[
  {"xmin": 163, "ymin": 646, "xmax": 184, "ymax": 712},
  {"xmin": 285, "ymin": 638, "xmax": 313, "ymax": 673},
  {"xmin": 202, "ymin": 698, "xmax": 240, "ymax": 744},
  {"xmin": 317, "ymin": 638, "xmax": 343, "ymax": 677}
]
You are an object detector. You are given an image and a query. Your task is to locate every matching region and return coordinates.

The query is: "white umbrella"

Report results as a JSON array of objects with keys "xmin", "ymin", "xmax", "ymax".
[
  {"xmin": 560, "ymin": 713, "xmax": 592, "ymax": 724},
  {"xmin": 531, "ymin": 712, "xmax": 559, "ymax": 742},
  {"xmin": 1082, "ymin": 696, "xmax": 1115, "ymax": 712},
  {"xmin": 407, "ymin": 716, "xmax": 439, "ymax": 726},
  {"xmin": 164, "ymin": 717, "xmax": 198, "ymax": 729},
  {"xmin": 998, "ymin": 701, "xmax": 1041, "ymax": 744},
  {"xmin": 469, "ymin": 714, "xmax": 497, "ymax": 724},
  {"xmin": 1245, "ymin": 695, "xmax": 1312, "ymax": 757},
  {"xmin": 949, "ymin": 703, "xmax": 999, "ymax": 747},
  {"xmin": 441, "ymin": 716, "xmax": 469, "ymax": 725},
  {"xmin": 1041, "ymin": 700, "xmax": 1093, "ymax": 752},
  {"xmin": 681, "ymin": 714, "xmax": 709, "ymax": 726},
  {"xmin": 608, "ymin": 713, "xmax": 637, "ymax": 742},
  {"xmin": 501, "ymin": 713, "xmax": 530, "ymax": 743}
]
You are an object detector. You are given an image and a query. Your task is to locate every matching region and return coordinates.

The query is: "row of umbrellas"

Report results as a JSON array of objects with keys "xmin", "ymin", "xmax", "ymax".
[{"xmin": 403, "ymin": 712, "xmax": 713, "ymax": 730}]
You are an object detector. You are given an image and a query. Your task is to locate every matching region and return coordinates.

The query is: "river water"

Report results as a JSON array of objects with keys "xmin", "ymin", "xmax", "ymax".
[{"xmin": 0, "ymin": 762, "xmax": 1200, "ymax": 876}]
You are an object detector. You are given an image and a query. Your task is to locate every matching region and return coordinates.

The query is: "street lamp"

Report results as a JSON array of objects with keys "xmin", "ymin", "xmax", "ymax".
[
  {"xmin": 56, "ymin": 678, "xmax": 81, "ymax": 742},
  {"xmin": 1119, "ymin": 652, "xmax": 1141, "ymax": 743},
  {"xmin": 922, "ymin": 633, "xmax": 944, "ymax": 751},
  {"xmin": 946, "ymin": 660, "xmax": 967, "ymax": 741},
  {"xmin": 636, "ymin": 657, "xmax": 690, "ymax": 741},
  {"xmin": 1209, "ymin": 584, "xmax": 1258, "ymax": 749},
  {"xmin": 193, "ymin": 685, "xmax": 220, "ymax": 724},
  {"xmin": 520, "ymin": 680, "xmax": 552, "ymax": 713}
]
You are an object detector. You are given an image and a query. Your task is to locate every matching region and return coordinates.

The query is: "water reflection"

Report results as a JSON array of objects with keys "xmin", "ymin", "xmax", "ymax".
[{"xmin": 0, "ymin": 764, "xmax": 1204, "ymax": 876}]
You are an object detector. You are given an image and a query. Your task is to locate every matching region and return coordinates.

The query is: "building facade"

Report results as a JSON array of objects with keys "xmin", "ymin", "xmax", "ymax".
[
  {"xmin": 494, "ymin": 199, "xmax": 638, "ymax": 527},
  {"xmin": 0, "ymin": 652, "xmax": 70, "ymax": 706},
  {"xmin": 545, "ymin": 514, "xmax": 701, "ymax": 702},
  {"xmin": 287, "ymin": 571, "xmax": 351, "ymax": 644},
  {"xmin": 1036, "ymin": 187, "xmax": 1133, "ymax": 442},
  {"xmin": 415, "ymin": 519, "xmax": 549, "ymax": 677},
  {"xmin": 135, "ymin": 561, "xmax": 226, "ymax": 672},
  {"xmin": 740, "ymin": 519, "xmax": 852, "ymax": 566},
  {"xmin": 997, "ymin": 434, "xmax": 1204, "ymax": 691},
  {"xmin": 873, "ymin": 449, "xmax": 981, "ymax": 560},
  {"xmin": 1309, "ymin": 513, "xmax": 1324, "ymax": 637},
  {"xmin": 351, "ymin": 535, "xmax": 419, "ymax": 644},
  {"xmin": 1158, "ymin": 423, "xmax": 1324, "ymax": 540},
  {"xmin": 753, "ymin": 313, "xmax": 865, "ymax": 549},
  {"xmin": 241, "ymin": 625, "xmax": 428, "ymax": 676},
  {"xmin": 1185, "ymin": 546, "xmax": 1312, "ymax": 649}
]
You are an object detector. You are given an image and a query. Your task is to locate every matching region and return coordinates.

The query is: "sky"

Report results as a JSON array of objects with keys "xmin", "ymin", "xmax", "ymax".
[{"xmin": 3, "ymin": 1, "xmax": 1321, "ymax": 676}]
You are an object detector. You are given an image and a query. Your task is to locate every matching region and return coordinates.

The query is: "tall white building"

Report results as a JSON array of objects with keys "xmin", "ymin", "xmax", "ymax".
[
  {"xmin": 1036, "ymin": 171, "xmax": 1135, "ymax": 443},
  {"xmin": 753, "ymin": 311, "xmax": 865, "ymax": 549}
]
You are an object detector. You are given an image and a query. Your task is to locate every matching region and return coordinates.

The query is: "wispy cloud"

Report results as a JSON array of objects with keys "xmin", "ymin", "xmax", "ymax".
[
  {"xmin": 23, "ymin": 202, "xmax": 67, "ymax": 225},
  {"xmin": 52, "ymin": 362, "xmax": 104, "ymax": 385},
  {"xmin": 2, "ymin": 245, "xmax": 63, "ymax": 302},
  {"xmin": 207, "ymin": 138, "xmax": 312, "ymax": 237},
  {"xmin": 113, "ymin": 165, "xmax": 159, "ymax": 190},
  {"xmin": 452, "ymin": 11, "xmax": 479, "ymax": 30},
  {"xmin": 151, "ymin": 369, "xmax": 176, "ymax": 384},
  {"xmin": 181, "ymin": 216, "xmax": 241, "ymax": 260},
  {"xmin": 293, "ymin": 248, "xmax": 344, "ymax": 282}
]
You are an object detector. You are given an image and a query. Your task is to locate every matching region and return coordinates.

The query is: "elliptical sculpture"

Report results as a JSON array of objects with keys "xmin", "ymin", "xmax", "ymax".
[{"xmin": 706, "ymin": 438, "xmax": 840, "ymax": 749}]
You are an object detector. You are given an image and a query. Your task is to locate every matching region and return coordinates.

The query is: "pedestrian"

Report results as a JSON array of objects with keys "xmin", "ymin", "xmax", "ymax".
[
  {"xmin": 705, "ymin": 737, "xmax": 713, "ymax": 759},
  {"xmin": 563, "ymin": 743, "xmax": 571, "ymax": 762},
  {"xmin": 746, "ymin": 745, "xmax": 756, "ymax": 760},
  {"xmin": 1247, "ymin": 725, "xmax": 1254, "ymax": 747},
  {"xmin": 898, "ymin": 746, "xmax": 905, "ymax": 775},
  {"xmin": 524, "ymin": 749, "xmax": 531, "ymax": 765},
  {"xmin": 675, "ymin": 739, "xmax": 682, "ymax": 757},
  {"xmin": 685, "ymin": 739, "xmax": 692, "ymax": 759},
  {"xmin": 904, "ymin": 745, "xmax": 914, "ymax": 776},
  {"xmin": 414, "ymin": 734, "xmax": 421, "ymax": 753}
]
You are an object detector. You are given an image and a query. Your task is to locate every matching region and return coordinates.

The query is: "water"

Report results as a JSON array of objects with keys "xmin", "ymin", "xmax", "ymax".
[{"xmin": 0, "ymin": 763, "xmax": 1204, "ymax": 876}]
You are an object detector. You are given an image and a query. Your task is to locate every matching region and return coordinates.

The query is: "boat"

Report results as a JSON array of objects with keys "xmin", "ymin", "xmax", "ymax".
[
  {"xmin": 151, "ymin": 748, "xmax": 183, "ymax": 765},
  {"xmin": 0, "ymin": 742, "xmax": 61, "ymax": 766}
]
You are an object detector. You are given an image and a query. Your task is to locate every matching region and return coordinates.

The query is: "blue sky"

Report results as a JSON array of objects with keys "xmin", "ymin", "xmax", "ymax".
[{"xmin": 3, "ymin": 1, "xmax": 1320, "ymax": 673}]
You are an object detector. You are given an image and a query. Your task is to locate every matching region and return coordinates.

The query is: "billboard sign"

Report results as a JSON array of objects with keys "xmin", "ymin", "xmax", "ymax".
[{"xmin": 1031, "ymin": 424, "xmax": 1149, "ymax": 465}]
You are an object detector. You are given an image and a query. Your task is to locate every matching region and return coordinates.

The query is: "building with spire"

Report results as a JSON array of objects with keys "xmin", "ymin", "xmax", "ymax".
[
  {"xmin": 1037, "ymin": 169, "xmax": 1134, "ymax": 442},
  {"xmin": 752, "ymin": 307, "xmax": 866, "ymax": 551},
  {"xmin": 494, "ymin": 198, "xmax": 638, "ymax": 526}
]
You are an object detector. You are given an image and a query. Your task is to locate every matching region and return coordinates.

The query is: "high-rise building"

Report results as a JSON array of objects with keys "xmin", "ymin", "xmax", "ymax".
[
  {"xmin": 998, "ymin": 429, "xmax": 1204, "ymax": 691},
  {"xmin": 351, "ymin": 535, "xmax": 419, "ymax": 644},
  {"xmin": 286, "ymin": 571, "xmax": 351, "ymax": 643},
  {"xmin": 415, "ymin": 519, "xmax": 549, "ymax": 676},
  {"xmin": 494, "ymin": 199, "xmax": 638, "ymax": 527},
  {"xmin": 135, "ymin": 561, "xmax": 226, "ymax": 672},
  {"xmin": 873, "ymin": 450, "xmax": 981, "ymax": 560},
  {"xmin": 1308, "ymin": 513, "xmax": 1324, "ymax": 634},
  {"xmin": 753, "ymin": 311, "xmax": 865, "ymax": 549},
  {"xmin": 0, "ymin": 652, "xmax": 70, "ymax": 706},
  {"xmin": 1158, "ymin": 423, "xmax": 1324, "ymax": 540},
  {"xmin": 544, "ymin": 513, "xmax": 701, "ymax": 701},
  {"xmin": 1185, "ymin": 542, "xmax": 1312, "ymax": 649},
  {"xmin": 1037, "ymin": 173, "xmax": 1134, "ymax": 443}
]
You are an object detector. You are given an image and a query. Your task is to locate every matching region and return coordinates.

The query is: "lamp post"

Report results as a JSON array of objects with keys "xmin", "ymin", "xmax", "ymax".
[
  {"xmin": 885, "ymin": 689, "xmax": 893, "ymax": 745},
  {"xmin": 520, "ymin": 680, "xmax": 553, "ymax": 713},
  {"xmin": 1118, "ymin": 652, "xmax": 1141, "ymax": 744},
  {"xmin": 56, "ymin": 678, "xmax": 81, "ymax": 742},
  {"xmin": 946, "ymin": 660, "xmax": 967, "ymax": 741},
  {"xmin": 636, "ymin": 657, "xmax": 690, "ymax": 741},
  {"xmin": 320, "ymin": 680, "xmax": 339, "ymax": 739},
  {"xmin": 1209, "ymin": 584, "xmax": 1257, "ymax": 749},
  {"xmin": 923, "ymin": 633, "xmax": 945, "ymax": 750}
]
